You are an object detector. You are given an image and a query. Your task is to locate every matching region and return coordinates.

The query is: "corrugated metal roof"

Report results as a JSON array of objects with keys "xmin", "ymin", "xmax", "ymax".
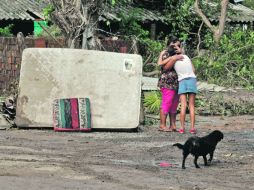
[
  {"xmin": 103, "ymin": 2, "xmax": 254, "ymax": 23},
  {"xmin": 100, "ymin": 4, "xmax": 165, "ymax": 23},
  {"xmin": 228, "ymin": 3, "xmax": 254, "ymax": 22},
  {"xmin": 1, "ymin": 1, "xmax": 164, "ymax": 22},
  {"xmin": 0, "ymin": 0, "xmax": 45, "ymax": 21},
  {"xmin": 1, "ymin": 1, "xmax": 252, "ymax": 23},
  {"xmin": 207, "ymin": 2, "xmax": 254, "ymax": 23}
]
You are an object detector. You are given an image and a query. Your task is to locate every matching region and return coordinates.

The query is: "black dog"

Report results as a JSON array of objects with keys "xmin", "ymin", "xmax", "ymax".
[{"xmin": 173, "ymin": 130, "xmax": 224, "ymax": 169}]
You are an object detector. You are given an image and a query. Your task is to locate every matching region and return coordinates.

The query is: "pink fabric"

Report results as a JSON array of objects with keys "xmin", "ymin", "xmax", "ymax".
[
  {"xmin": 70, "ymin": 98, "xmax": 79, "ymax": 129},
  {"xmin": 159, "ymin": 161, "xmax": 177, "ymax": 167},
  {"xmin": 160, "ymin": 88, "xmax": 179, "ymax": 114}
]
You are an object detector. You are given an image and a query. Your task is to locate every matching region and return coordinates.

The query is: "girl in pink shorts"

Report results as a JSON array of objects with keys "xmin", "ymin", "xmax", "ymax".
[
  {"xmin": 157, "ymin": 71, "xmax": 179, "ymax": 132},
  {"xmin": 157, "ymin": 37, "xmax": 183, "ymax": 132},
  {"xmin": 160, "ymin": 88, "xmax": 179, "ymax": 131},
  {"xmin": 160, "ymin": 88, "xmax": 179, "ymax": 115}
]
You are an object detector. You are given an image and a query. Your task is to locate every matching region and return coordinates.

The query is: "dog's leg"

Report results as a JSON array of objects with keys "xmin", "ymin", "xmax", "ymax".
[
  {"xmin": 182, "ymin": 152, "xmax": 189, "ymax": 169},
  {"xmin": 194, "ymin": 156, "xmax": 200, "ymax": 168},
  {"xmin": 208, "ymin": 152, "xmax": 214, "ymax": 163},
  {"xmin": 203, "ymin": 156, "xmax": 208, "ymax": 166}
]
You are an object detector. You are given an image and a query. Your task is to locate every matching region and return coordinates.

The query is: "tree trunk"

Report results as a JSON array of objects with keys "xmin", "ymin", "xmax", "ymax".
[
  {"xmin": 50, "ymin": 0, "xmax": 103, "ymax": 49},
  {"xmin": 214, "ymin": 29, "xmax": 221, "ymax": 45},
  {"xmin": 17, "ymin": 32, "xmax": 26, "ymax": 54},
  {"xmin": 216, "ymin": 0, "xmax": 229, "ymax": 44},
  {"xmin": 82, "ymin": 23, "xmax": 97, "ymax": 49},
  {"xmin": 67, "ymin": 32, "xmax": 80, "ymax": 49},
  {"xmin": 194, "ymin": 0, "xmax": 229, "ymax": 44}
]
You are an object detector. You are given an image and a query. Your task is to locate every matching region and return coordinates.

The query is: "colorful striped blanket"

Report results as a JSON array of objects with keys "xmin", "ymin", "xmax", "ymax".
[{"xmin": 53, "ymin": 98, "xmax": 91, "ymax": 131}]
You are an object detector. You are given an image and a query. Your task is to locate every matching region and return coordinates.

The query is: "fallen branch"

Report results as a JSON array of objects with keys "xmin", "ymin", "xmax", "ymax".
[
  {"xmin": 143, "ymin": 70, "xmax": 159, "ymax": 77},
  {"xmin": 218, "ymin": 42, "xmax": 254, "ymax": 61},
  {"xmin": 224, "ymin": 64, "xmax": 250, "ymax": 84},
  {"xmin": 145, "ymin": 114, "xmax": 159, "ymax": 119},
  {"xmin": 37, "ymin": 22, "xmax": 64, "ymax": 47},
  {"xmin": 197, "ymin": 21, "xmax": 204, "ymax": 55},
  {"xmin": 143, "ymin": 54, "xmax": 152, "ymax": 66},
  {"xmin": 144, "ymin": 62, "xmax": 157, "ymax": 67}
]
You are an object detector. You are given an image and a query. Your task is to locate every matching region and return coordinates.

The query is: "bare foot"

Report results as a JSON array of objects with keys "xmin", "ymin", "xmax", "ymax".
[{"xmin": 159, "ymin": 126, "xmax": 173, "ymax": 132}]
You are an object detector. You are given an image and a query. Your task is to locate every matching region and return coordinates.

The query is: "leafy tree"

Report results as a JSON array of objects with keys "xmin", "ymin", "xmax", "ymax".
[
  {"xmin": 194, "ymin": 0, "xmax": 229, "ymax": 44},
  {"xmin": 115, "ymin": 5, "xmax": 164, "ymax": 76},
  {"xmin": 243, "ymin": 0, "xmax": 254, "ymax": 9},
  {"xmin": 193, "ymin": 29, "xmax": 254, "ymax": 88},
  {"xmin": 0, "ymin": 25, "xmax": 13, "ymax": 37},
  {"xmin": 163, "ymin": 0, "xmax": 198, "ymax": 40}
]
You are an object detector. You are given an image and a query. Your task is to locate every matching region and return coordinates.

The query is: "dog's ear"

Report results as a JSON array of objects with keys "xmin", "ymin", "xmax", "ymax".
[
  {"xmin": 218, "ymin": 130, "xmax": 224, "ymax": 139},
  {"xmin": 218, "ymin": 132, "xmax": 224, "ymax": 141}
]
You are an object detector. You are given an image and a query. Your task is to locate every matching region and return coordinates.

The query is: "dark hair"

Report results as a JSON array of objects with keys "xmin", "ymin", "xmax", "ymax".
[
  {"xmin": 167, "ymin": 36, "xmax": 180, "ymax": 46},
  {"xmin": 167, "ymin": 45, "xmax": 177, "ymax": 56},
  {"xmin": 162, "ymin": 45, "xmax": 177, "ymax": 61}
]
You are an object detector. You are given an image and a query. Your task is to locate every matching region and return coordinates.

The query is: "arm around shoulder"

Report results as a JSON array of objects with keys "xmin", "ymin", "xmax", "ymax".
[
  {"xmin": 163, "ymin": 55, "xmax": 184, "ymax": 70},
  {"xmin": 157, "ymin": 50, "xmax": 167, "ymax": 66}
]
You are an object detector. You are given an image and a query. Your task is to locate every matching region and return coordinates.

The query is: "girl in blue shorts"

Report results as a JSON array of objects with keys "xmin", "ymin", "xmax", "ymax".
[{"xmin": 167, "ymin": 43, "xmax": 197, "ymax": 134}]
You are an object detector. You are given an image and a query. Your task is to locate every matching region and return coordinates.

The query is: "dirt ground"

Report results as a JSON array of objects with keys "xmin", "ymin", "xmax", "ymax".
[{"xmin": 0, "ymin": 115, "xmax": 253, "ymax": 190}]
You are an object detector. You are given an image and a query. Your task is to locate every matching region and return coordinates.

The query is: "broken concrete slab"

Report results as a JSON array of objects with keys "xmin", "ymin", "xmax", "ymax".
[{"xmin": 16, "ymin": 48, "xmax": 143, "ymax": 129}]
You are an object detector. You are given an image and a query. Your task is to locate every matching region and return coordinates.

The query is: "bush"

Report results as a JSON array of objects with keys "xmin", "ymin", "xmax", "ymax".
[
  {"xmin": 36, "ymin": 24, "xmax": 62, "ymax": 38},
  {"xmin": 143, "ymin": 91, "xmax": 161, "ymax": 114},
  {"xmin": 0, "ymin": 25, "xmax": 13, "ymax": 37},
  {"xmin": 193, "ymin": 29, "xmax": 254, "ymax": 89}
]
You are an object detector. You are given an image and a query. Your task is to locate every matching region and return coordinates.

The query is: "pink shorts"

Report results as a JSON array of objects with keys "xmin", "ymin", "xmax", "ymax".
[{"xmin": 160, "ymin": 88, "xmax": 179, "ymax": 114}]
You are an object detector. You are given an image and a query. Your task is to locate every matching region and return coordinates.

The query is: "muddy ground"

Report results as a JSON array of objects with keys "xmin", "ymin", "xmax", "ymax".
[{"xmin": 0, "ymin": 115, "xmax": 253, "ymax": 190}]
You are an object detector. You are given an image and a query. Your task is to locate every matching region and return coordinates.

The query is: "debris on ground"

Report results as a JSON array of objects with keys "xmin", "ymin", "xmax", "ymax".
[{"xmin": 0, "ymin": 96, "xmax": 16, "ymax": 129}]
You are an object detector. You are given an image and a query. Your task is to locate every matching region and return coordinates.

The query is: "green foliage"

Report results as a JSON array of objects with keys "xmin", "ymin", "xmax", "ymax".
[
  {"xmin": 143, "ymin": 90, "xmax": 254, "ymax": 116},
  {"xmin": 196, "ymin": 92, "xmax": 254, "ymax": 116},
  {"xmin": 119, "ymin": 8, "xmax": 148, "ymax": 38},
  {"xmin": 118, "ymin": 8, "xmax": 165, "ymax": 63},
  {"xmin": 0, "ymin": 25, "xmax": 13, "ymax": 37},
  {"xmin": 143, "ymin": 91, "xmax": 161, "ymax": 114},
  {"xmin": 43, "ymin": 4, "xmax": 54, "ymax": 21},
  {"xmin": 243, "ymin": 0, "xmax": 254, "ymax": 9},
  {"xmin": 111, "ymin": 0, "xmax": 116, "ymax": 5},
  {"xmin": 164, "ymin": 0, "xmax": 199, "ymax": 41},
  {"xmin": 36, "ymin": 24, "xmax": 62, "ymax": 38},
  {"xmin": 193, "ymin": 29, "xmax": 254, "ymax": 89}
]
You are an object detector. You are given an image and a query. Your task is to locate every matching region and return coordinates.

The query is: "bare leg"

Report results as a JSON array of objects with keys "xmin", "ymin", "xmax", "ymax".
[
  {"xmin": 188, "ymin": 93, "xmax": 196, "ymax": 130},
  {"xmin": 169, "ymin": 113, "xmax": 177, "ymax": 131},
  {"xmin": 159, "ymin": 108, "xmax": 167, "ymax": 129},
  {"xmin": 169, "ymin": 91, "xmax": 179, "ymax": 131},
  {"xmin": 179, "ymin": 94, "xmax": 187, "ymax": 130}
]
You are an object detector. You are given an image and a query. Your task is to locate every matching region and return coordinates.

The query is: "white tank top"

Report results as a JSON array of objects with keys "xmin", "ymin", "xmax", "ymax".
[{"xmin": 174, "ymin": 55, "xmax": 196, "ymax": 81}]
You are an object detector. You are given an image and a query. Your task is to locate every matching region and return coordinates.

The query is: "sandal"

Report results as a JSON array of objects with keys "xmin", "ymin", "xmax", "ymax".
[
  {"xmin": 178, "ymin": 128, "xmax": 185, "ymax": 134},
  {"xmin": 189, "ymin": 128, "xmax": 197, "ymax": 134},
  {"xmin": 168, "ymin": 127, "xmax": 177, "ymax": 132},
  {"xmin": 158, "ymin": 127, "xmax": 172, "ymax": 132}
]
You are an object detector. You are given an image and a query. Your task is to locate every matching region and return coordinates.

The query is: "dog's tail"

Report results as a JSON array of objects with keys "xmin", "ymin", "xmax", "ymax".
[{"xmin": 173, "ymin": 143, "xmax": 184, "ymax": 149}]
